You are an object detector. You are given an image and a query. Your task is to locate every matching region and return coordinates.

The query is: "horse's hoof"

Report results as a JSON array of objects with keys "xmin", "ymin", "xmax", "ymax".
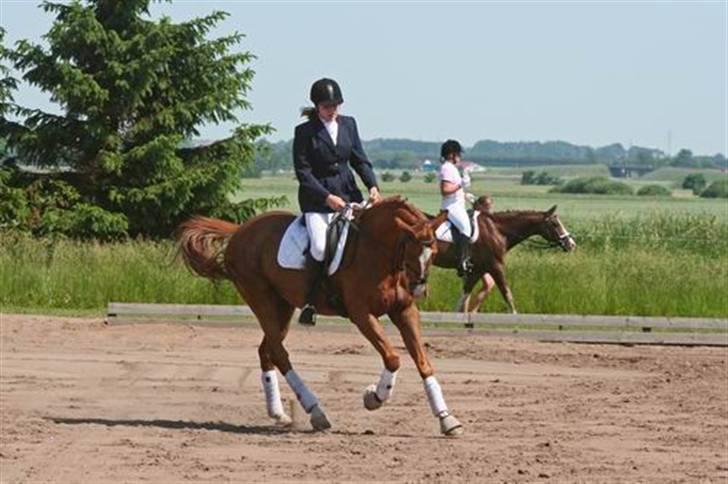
[
  {"xmin": 363, "ymin": 384, "xmax": 383, "ymax": 411},
  {"xmin": 309, "ymin": 405, "xmax": 332, "ymax": 431},
  {"xmin": 273, "ymin": 413, "xmax": 292, "ymax": 426},
  {"xmin": 439, "ymin": 413, "xmax": 464, "ymax": 437}
]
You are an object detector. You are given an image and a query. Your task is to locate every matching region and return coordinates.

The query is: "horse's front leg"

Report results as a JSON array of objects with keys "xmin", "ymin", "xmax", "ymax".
[
  {"xmin": 349, "ymin": 310, "xmax": 401, "ymax": 411},
  {"xmin": 389, "ymin": 304, "xmax": 463, "ymax": 436},
  {"xmin": 491, "ymin": 263, "xmax": 517, "ymax": 314}
]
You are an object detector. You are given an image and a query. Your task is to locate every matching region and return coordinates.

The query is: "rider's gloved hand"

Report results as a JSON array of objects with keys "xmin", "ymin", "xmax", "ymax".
[{"xmin": 326, "ymin": 194, "xmax": 347, "ymax": 211}]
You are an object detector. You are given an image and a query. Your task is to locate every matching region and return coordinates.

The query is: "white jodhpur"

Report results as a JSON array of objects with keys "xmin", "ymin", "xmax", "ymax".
[
  {"xmin": 363, "ymin": 368, "xmax": 398, "ymax": 410},
  {"xmin": 260, "ymin": 370, "xmax": 292, "ymax": 425},
  {"xmin": 423, "ymin": 376, "xmax": 463, "ymax": 436},
  {"xmin": 284, "ymin": 369, "xmax": 331, "ymax": 431}
]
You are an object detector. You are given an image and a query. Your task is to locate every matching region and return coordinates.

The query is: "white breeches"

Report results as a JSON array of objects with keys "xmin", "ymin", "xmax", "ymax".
[
  {"xmin": 445, "ymin": 203, "xmax": 472, "ymax": 239},
  {"xmin": 305, "ymin": 212, "xmax": 335, "ymax": 262}
]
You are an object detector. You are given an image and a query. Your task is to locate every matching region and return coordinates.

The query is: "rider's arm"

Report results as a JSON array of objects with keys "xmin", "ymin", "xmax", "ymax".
[
  {"xmin": 347, "ymin": 117, "xmax": 378, "ymax": 191},
  {"xmin": 440, "ymin": 180, "xmax": 461, "ymax": 197},
  {"xmin": 293, "ymin": 124, "xmax": 330, "ymax": 203}
]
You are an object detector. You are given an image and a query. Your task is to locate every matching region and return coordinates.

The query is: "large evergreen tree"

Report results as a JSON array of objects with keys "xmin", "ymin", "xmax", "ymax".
[
  {"xmin": 0, "ymin": 28, "xmax": 18, "ymax": 119},
  {"xmin": 1, "ymin": 0, "xmax": 282, "ymax": 238}
]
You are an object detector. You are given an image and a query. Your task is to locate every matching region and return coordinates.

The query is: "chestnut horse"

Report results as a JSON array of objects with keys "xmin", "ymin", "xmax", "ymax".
[
  {"xmin": 433, "ymin": 196, "xmax": 576, "ymax": 314},
  {"xmin": 176, "ymin": 197, "xmax": 463, "ymax": 435}
]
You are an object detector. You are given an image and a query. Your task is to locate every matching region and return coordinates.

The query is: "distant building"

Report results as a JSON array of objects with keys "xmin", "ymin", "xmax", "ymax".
[
  {"xmin": 419, "ymin": 159, "xmax": 436, "ymax": 172},
  {"xmin": 458, "ymin": 160, "xmax": 485, "ymax": 173},
  {"xmin": 608, "ymin": 164, "xmax": 655, "ymax": 178},
  {"xmin": 418, "ymin": 159, "xmax": 485, "ymax": 173}
]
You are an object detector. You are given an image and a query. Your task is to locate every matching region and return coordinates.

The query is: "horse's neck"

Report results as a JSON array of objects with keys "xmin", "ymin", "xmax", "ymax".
[{"xmin": 491, "ymin": 212, "xmax": 542, "ymax": 250}]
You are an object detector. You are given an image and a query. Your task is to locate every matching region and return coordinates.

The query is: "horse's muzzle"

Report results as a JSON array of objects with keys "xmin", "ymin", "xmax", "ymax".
[
  {"xmin": 412, "ymin": 283, "xmax": 428, "ymax": 299},
  {"xmin": 560, "ymin": 234, "xmax": 576, "ymax": 252}
]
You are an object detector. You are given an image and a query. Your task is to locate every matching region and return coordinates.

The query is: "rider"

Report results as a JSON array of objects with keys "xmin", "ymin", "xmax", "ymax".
[
  {"xmin": 438, "ymin": 139, "xmax": 474, "ymax": 277},
  {"xmin": 293, "ymin": 78, "xmax": 381, "ymax": 325}
]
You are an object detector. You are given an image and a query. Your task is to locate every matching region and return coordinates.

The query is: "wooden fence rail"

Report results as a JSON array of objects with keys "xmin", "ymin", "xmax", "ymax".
[{"xmin": 106, "ymin": 302, "xmax": 728, "ymax": 347}]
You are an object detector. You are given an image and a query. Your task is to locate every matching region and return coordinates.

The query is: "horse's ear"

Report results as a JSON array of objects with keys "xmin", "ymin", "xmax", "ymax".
[
  {"xmin": 546, "ymin": 205, "xmax": 557, "ymax": 216},
  {"xmin": 395, "ymin": 217, "xmax": 417, "ymax": 239}
]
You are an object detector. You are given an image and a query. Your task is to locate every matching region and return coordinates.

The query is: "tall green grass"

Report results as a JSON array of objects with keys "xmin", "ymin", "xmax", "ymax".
[
  {"xmin": 0, "ymin": 232, "xmax": 240, "ymax": 311},
  {"xmin": 2, "ymin": 215, "xmax": 726, "ymax": 317},
  {"xmin": 423, "ymin": 249, "xmax": 727, "ymax": 317}
]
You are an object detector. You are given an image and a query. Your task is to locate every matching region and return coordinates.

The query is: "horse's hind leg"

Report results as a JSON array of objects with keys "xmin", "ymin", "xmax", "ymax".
[
  {"xmin": 236, "ymin": 281, "xmax": 331, "ymax": 431},
  {"xmin": 389, "ymin": 304, "xmax": 463, "ymax": 437},
  {"xmin": 455, "ymin": 271, "xmax": 482, "ymax": 313}
]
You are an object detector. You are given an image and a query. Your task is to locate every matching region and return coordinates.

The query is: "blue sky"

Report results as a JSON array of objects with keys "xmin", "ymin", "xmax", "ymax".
[{"xmin": 1, "ymin": 1, "xmax": 726, "ymax": 155}]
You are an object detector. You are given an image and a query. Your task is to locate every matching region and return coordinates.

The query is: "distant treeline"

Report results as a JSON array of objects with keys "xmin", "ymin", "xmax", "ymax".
[{"xmin": 248, "ymin": 138, "xmax": 726, "ymax": 176}]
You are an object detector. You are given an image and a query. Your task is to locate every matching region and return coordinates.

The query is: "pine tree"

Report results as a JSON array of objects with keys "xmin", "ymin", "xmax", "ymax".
[{"xmin": 1, "ymin": 0, "xmax": 281, "ymax": 238}]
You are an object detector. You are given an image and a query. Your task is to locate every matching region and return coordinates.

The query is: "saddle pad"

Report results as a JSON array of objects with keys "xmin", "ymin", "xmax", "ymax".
[
  {"xmin": 276, "ymin": 215, "xmax": 351, "ymax": 276},
  {"xmin": 435, "ymin": 210, "xmax": 481, "ymax": 243}
]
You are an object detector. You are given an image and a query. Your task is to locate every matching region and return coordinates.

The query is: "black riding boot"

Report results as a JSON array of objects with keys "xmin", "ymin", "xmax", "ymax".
[
  {"xmin": 455, "ymin": 231, "xmax": 474, "ymax": 278},
  {"xmin": 299, "ymin": 256, "xmax": 325, "ymax": 326}
]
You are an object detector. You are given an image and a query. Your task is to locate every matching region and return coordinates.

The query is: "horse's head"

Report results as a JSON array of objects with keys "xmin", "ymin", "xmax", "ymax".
[
  {"xmin": 539, "ymin": 205, "xmax": 576, "ymax": 251},
  {"xmin": 395, "ymin": 210, "xmax": 449, "ymax": 298},
  {"xmin": 473, "ymin": 195, "xmax": 493, "ymax": 213}
]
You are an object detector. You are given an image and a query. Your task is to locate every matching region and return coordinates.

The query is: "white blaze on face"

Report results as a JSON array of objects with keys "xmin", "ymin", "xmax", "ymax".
[
  {"xmin": 412, "ymin": 245, "xmax": 433, "ymax": 298},
  {"xmin": 419, "ymin": 246, "xmax": 432, "ymax": 277},
  {"xmin": 555, "ymin": 218, "xmax": 576, "ymax": 250}
]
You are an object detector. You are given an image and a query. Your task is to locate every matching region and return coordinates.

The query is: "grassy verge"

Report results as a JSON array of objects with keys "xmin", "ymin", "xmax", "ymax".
[{"xmin": 2, "ymin": 228, "xmax": 725, "ymax": 318}]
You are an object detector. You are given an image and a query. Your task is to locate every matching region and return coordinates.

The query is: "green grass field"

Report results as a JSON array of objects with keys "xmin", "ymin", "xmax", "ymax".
[
  {"xmin": 237, "ymin": 171, "xmax": 728, "ymax": 221},
  {"xmin": 3, "ymin": 170, "xmax": 726, "ymax": 318}
]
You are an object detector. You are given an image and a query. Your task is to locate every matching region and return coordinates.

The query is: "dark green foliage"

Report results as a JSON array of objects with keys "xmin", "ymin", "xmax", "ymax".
[
  {"xmin": 637, "ymin": 185, "xmax": 671, "ymax": 197},
  {"xmin": 671, "ymin": 149, "xmax": 693, "ymax": 167},
  {"xmin": 0, "ymin": 28, "xmax": 18, "ymax": 118},
  {"xmin": 551, "ymin": 176, "xmax": 634, "ymax": 195},
  {"xmin": 521, "ymin": 170, "xmax": 563, "ymax": 186},
  {"xmin": 381, "ymin": 171, "xmax": 395, "ymax": 182},
  {"xmin": 399, "ymin": 171, "xmax": 412, "ymax": 183},
  {"xmin": 423, "ymin": 172, "xmax": 436, "ymax": 183},
  {"xmin": 2, "ymin": 0, "xmax": 278, "ymax": 239},
  {"xmin": 700, "ymin": 179, "xmax": 728, "ymax": 199},
  {"xmin": 682, "ymin": 173, "xmax": 707, "ymax": 195}
]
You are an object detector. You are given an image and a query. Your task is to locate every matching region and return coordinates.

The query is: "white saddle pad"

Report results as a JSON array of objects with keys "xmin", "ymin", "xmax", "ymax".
[
  {"xmin": 276, "ymin": 215, "xmax": 351, "ymax": 276},
  {"xmin": 435, "ymin": 210, "xmax": 481, "ymax": 243}
]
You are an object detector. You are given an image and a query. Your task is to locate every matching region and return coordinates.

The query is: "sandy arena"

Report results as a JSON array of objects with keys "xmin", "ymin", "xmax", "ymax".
[{"xmin": 1, "ymin": 314, "xmax": 726, "ymax": 483}]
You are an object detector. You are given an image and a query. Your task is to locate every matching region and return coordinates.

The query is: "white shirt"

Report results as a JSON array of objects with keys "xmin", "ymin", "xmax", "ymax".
[
  {"xmin": 321, "ymin": 117, "xmax": 338, "ymax": 146},
  {"xmin": 438, "ymin": 161, "xmax": 465, "ymax": 209}
]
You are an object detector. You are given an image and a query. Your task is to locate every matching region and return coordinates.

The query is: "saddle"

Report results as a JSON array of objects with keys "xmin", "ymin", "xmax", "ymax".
[
  {"xmin": 435, "ymin": 210, "xmax": 481, "ymax": 243},
  {"xmin": 276, "ymin": 213, "xmax": 352, "ymax": 275},
  {"xmin": 277, "ymin": 206, "xmax": 363, "ymax": 317}
]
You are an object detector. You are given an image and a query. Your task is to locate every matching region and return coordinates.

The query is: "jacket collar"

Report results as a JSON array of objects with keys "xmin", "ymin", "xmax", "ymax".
[{"xmin": 313, "ymin": 116, "xmax": 347, "ymax": 154}]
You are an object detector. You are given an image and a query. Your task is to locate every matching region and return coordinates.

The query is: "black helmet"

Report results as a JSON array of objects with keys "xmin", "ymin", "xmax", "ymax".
[
  {"xmin": 440, "ymin": 139, "xmax": 463, "ymax": 159},
  {"xmin": 310, "ymin": 78, "xmax": 343, "ymax": 105}
]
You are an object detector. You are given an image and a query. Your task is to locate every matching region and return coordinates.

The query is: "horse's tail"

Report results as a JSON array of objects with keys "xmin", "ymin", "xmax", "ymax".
[{"xmin": 176, "ymin": 216, "xmax": 239, "ymax": 280}]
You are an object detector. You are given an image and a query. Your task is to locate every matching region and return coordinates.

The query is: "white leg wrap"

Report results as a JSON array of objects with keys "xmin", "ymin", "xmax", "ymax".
[
  {"xmin": 375, "ymin": 368, "xmax": 397, "ymax": 401},
  {"xmin": 284, "ymin": 369, "xmax": 319, "ymax": 413},
  {"xmin": 261, "ymin": 370, "xmax": 284, "ymax": 418},
  {"xmin": 424, "ymin": 376, "xmax": 449, "ymax": 417}
]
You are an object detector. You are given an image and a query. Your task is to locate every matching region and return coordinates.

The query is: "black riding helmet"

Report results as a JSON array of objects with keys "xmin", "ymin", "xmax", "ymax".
[
  {"xmin": 310, "ymin": 78, "xmax": 344, "ymax": 105},
  {"xmin": 440, "ymin": 139, "xmax": 464, "ymax": 159}
]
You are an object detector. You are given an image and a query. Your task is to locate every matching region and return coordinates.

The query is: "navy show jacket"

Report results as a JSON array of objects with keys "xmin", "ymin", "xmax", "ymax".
[{"xmin": 293, "ymin": 115, "xmax": 378, "ymax": 213}]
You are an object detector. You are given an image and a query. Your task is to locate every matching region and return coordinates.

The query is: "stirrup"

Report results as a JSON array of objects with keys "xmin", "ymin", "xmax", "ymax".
[
  {"xmin": 458, "ymin": 259, "xmax": 474, "ymax": 277},
  {"xmin": 298, "ymin": 304, "xmax": 317, "ymax": 326}
]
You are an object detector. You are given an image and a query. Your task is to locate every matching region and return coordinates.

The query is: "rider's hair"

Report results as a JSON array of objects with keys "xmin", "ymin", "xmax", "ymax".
[{"xmin": 300, "ymin": 106, "xmax": 317, "ymax": 120}]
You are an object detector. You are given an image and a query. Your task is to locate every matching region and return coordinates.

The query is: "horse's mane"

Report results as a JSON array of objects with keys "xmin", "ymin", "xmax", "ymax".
[
  {"xmin": 360, "ymin": 196, "xmax": 426, "ymax": 223},
  {"xmin": 489, "ymin": 209, "xmax": 545, "ymax": 221}
]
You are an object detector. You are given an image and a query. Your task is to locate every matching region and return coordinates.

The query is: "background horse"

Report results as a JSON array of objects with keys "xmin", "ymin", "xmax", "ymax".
[
  {"xmin": 433, "ymin": 196, "xmax": 576, "ymax": 314},
  {"xmin": 176, "ymin": 197, "xmax": 464, "ymax": 435}
]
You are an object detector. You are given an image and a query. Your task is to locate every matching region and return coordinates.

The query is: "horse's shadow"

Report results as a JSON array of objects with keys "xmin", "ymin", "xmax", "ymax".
[
  {"xmin": 46, "ymin": 416, "xmax": 296, "ymax": 435},
  {"xmin": 45, "ymin": 416, "xmax": 417, "ymax": 438}
]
